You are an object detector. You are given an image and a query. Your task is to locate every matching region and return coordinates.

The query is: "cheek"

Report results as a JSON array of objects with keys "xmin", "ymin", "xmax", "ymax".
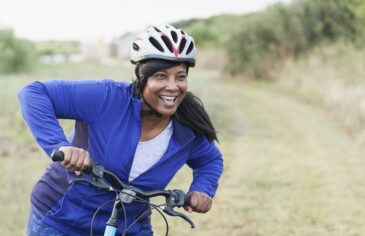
[
  {"xmin": 179, "ymin": 86, "xmax": 188, "ymax": 103},
  {"xmin": 143, "ymin": 83, "xmax": 158, "ymax": 98},
  {"xmin": 179, "ymin": 82, "xmax": 188, "ymax": 93}
]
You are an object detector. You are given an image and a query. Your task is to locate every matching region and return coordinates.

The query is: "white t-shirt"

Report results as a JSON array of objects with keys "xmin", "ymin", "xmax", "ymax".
[{"xmin": 128, "ymin": 120, "xmax": 173, "ymax": 182}]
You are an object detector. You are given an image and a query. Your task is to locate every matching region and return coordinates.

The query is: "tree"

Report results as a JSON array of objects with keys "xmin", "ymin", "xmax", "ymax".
[{"xmin": 0, "ymin": 30, "xmax": 37, "ymax": 74}]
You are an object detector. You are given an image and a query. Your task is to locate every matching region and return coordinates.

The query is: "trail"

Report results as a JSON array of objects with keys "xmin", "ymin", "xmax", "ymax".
[{"xmin": 165, "ymin": 80, "xmax": 365, "ymax": 236}]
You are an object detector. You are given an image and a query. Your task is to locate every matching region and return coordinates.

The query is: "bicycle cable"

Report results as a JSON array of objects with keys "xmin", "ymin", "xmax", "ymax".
[
  {"xmin": 123, "ymin": 204, "xmax": 169, "ymax": 236},
  {"xmin": 90, "ymin": 198, "xmax": 122, "ymax": 236},
  {"xmin": 119, "ymin": 197, "xmax": 128, "ymax": 236},
  {"xmin": 118, "ymin": 192, "xmax": 170, "ymax": 236}
]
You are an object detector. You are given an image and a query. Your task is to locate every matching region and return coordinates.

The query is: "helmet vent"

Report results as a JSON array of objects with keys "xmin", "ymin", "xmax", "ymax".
[
  {"xmin": 153, "ymin": 26, "xmax": 161, "ymax": 32},
  {"xmin": 132, "ymin": 43, "xmax": 140, "ymax": 51},
  {"xmin": 186, "ymin": 41, "xmax": 194, "ymax": 54},
  {"xmin": 171, "ymin": 31, "xmax": 178, "ymax": 43},
  {"xmin": 179, "ymin": 38, "xmax": 187, "ymax": 53},
  {"xmin": 161, "ymin": 35, "xmax": 173, "ymax": 53},
  {"xmin": 149, "ymin": 37, "xmax": 164, "ymax": 52}
]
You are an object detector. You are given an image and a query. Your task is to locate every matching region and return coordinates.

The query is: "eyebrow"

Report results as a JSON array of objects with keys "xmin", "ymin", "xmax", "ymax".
[
  {"xmin": 155, "ymin": 69, "xmax": 187, "ymax": 74},
  {"xmin": 177, "ymin": 68, "xmax": 188, "ymax": 73}
]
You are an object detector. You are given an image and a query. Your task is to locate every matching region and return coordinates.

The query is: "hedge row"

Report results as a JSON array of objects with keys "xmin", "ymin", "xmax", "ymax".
[{"xmin": 226, "ymin": 0, "xmax": 365, "ymax": 79}]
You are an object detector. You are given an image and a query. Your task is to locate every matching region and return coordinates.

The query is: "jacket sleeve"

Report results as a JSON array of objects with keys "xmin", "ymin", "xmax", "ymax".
[
  {"xmin": 186, "ymin": 135, "xmax": 224, "ymax": 197},
  {"xmin": 17, "ymin": 80, "xmax": 113, "ymax": 156}
]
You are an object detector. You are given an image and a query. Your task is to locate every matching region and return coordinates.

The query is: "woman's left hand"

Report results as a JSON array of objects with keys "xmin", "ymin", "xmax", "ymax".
[{"xmin": 184, "ymin": 191, "xmax": 212, "ymax": 213}]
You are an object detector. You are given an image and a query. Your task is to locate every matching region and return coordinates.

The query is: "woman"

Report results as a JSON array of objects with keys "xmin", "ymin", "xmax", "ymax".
[{"xmin": 19, "ymin": 24, "xmax": 223, "ymax": 236}]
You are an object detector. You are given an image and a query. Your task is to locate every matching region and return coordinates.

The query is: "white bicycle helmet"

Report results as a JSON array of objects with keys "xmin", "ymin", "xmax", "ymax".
[{"xmin": 130, "ymin": 24, "xmax": 196, "ymax": 67}]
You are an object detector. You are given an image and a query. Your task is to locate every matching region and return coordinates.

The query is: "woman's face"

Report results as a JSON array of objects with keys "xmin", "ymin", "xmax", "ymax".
[{"xmin": 142, "ymin": 63, "xmax": 188, "ymax": 117}]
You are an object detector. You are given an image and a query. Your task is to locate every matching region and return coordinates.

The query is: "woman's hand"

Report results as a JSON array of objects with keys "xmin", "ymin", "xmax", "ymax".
[
  {"xmin": 58, "ymin": 146, "xmax": 91, "ymax": 175},
  {"xmin": 184, "ymin": 191, "xmax": 212, "ymax": 213}
]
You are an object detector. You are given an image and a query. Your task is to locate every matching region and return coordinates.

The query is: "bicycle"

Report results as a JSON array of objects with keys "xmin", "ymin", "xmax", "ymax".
[{"xmin": 51, "ymin": 150, "xmax": 195, "ymax": 236}]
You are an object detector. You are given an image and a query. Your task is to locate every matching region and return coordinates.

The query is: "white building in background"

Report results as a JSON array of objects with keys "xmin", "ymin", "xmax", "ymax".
[
  {"xmin": 38, "ymin": 31, "xmax": 139, "ymax": 63},
  {"xmin": 79, "ymin": 31, "xmax": 138, "ymax": 62},
  {"xmin": 81, "ymin": 38, "xmax": 111, "ymax": 61},
  {"xmin": 110, "ymin": 31, "xmax": 138, "ymax": 59}
]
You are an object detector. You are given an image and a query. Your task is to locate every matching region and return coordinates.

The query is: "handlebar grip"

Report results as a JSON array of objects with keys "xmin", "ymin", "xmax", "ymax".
[
  {"xmin": 51, "ymin": 149, "xmax": 94, "ymax": 174},
  {"xmin": 51, "ymin": 150, "xmax": 64, "ymax": 162}
]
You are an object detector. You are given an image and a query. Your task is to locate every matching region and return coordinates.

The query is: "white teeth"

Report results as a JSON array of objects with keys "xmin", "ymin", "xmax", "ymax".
[
  {"xmin": 160, "ymin": 96, "xmax": 176, "ymax": 101},
  {"xmin": 159, "ymin": 95, "xmax": 177, "ymax": 105}
]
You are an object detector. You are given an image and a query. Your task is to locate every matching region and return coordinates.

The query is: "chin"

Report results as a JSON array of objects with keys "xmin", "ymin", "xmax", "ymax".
[{"xmin": 158, "ymin": 108, "xmax": 178, "ymax": 117}]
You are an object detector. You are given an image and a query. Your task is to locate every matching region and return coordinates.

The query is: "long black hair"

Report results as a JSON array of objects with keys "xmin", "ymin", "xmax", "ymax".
[{"xmin": 133, "ymin": 59, "xmax": 218, "ymax": 142}]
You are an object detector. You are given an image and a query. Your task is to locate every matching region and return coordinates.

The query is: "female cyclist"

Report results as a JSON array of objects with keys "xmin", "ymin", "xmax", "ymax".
[{"xmin": 19, "ymin": 24, "xmax": 223, "ymax": 236}]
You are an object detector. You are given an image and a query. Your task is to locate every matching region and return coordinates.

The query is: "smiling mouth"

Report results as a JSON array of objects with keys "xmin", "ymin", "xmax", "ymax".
[{"xmin": 159, "ymin": 95, "xmax": 178, "ymax": 105}]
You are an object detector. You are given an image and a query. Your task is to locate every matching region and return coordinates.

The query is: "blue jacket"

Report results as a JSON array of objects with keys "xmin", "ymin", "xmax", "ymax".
[{"xmin": 18, "ymin": 80, "xmax": 223, "ymax": 235}]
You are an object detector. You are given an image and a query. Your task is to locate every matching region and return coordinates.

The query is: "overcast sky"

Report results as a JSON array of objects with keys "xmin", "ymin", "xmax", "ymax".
[{"xmin": 0, "ymin": 0, "xmax": 291, "ymax": 42}]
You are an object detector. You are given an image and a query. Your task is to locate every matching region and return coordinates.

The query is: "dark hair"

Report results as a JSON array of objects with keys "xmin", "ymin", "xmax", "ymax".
[{"xmin": 133, "ymin": 59, "xmax": 218, "ymax": 142}]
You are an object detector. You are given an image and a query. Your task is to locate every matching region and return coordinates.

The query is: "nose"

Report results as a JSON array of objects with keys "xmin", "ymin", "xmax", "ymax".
[{"xmin": 165, "ymin": 76, "xmax": 178, "ymax": 91}]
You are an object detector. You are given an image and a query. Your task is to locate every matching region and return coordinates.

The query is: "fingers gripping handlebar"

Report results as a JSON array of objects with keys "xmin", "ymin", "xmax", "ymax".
[
  {"xmin": 51, "ymin": 149, "xmax": 110, "ymax": 190},
  {"xmin": 51, "ymin": 150, "xmax": 195, "ymax": 228}
]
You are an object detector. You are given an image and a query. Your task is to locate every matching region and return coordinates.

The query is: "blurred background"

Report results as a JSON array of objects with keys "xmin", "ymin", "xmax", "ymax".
[{"xmin": 1, "ymin": 0, "xmax": 365, "ymax": 235}]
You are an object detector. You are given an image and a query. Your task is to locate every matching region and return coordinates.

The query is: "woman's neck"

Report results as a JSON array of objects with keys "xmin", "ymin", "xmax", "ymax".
[{"xmin": 140, "ymin": 114, "xmax": 171, "ymax": 141}]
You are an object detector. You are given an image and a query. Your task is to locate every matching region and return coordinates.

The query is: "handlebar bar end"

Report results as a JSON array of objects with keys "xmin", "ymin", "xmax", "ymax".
[{"xmin": 51, "ymin": 150, "xmax": 64, "ymax": 162}]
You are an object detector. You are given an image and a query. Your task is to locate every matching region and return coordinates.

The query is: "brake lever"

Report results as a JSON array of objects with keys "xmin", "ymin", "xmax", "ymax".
[
  {"xmin": 88, "ymin": 161, "xmax": 104, "ymax": 178},
  {"xmin": 70, "ymin": 177, "xmax": 111, "ymax": 191},
  {"xmin": 163, "ymin": 207, "xmax": 195, "ymax": 228}
]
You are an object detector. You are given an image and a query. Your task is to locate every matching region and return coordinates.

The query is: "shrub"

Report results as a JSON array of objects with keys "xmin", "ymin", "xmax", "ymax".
[
  {"xmin": 226, "ymin": 0, "xmax": 365, "ymax": 79},
  {"xmin": 0, "ymin": 30, "xmax": 37, "ymax": 74}
]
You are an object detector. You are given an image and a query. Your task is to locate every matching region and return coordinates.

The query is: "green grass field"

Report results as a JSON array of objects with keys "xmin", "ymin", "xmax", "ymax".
[{"xmin": 1, "ymin": 61, "xmax": 365, "ymax": 235}]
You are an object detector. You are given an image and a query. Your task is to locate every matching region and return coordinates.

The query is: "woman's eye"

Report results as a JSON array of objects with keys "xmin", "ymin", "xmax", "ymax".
[
  {"xmin": 155, "ymin": 73, "xmax": 166, "ymax": 79},
  {"xmin": 177, "ymin": 75, "xmax": 187, "ymax": 81}
]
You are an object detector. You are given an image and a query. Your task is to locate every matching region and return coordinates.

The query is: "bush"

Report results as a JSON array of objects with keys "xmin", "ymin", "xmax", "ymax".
[
  {"xmin": 226, "ymin": 4, "xmax": 299, "ymax": 78},
  {"xmin": 174, "ymin": 15, "xmax": 246, "ymax": 48},
  {"xmin": 226, "ymin": 0, "xmax": 365, "ymax": 79},
  {"xmin": 0, "ymin": 30, "xmax": 37, "ymax": 74},
  {"xmin": 347, "ymin": 0, "xmax": 365, "ymax": 46}
]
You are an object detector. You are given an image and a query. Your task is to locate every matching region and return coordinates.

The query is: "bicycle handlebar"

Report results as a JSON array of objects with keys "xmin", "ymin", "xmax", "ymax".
[{"xmin": 51, "ymin": 150, "xmax": 195, "ymax": 228}]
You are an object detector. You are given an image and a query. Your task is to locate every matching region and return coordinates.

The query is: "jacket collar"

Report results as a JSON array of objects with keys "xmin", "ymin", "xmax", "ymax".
[{"xmin": 171, "ymin": 116, "xmax": 195, "ymax": 146}]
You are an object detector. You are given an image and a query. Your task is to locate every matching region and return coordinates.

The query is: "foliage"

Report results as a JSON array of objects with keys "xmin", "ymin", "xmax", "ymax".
[
  {"xmin": 347, "ymin": 0, "xmax": 365, "ymax": 45},
  {"xmin": 226, "ymin": 0, "xmax": 365, "ymax": 79},
  {"xmin": 173, "ymin": 14, "xmax": 246, "ymax": 47},
  {"xmin": 0, "ymin": 30, "xmax": 37, "ymax": 74}
]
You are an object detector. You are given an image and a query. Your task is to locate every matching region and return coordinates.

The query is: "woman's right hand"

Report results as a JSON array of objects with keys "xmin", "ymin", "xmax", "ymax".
[{"xmin": 58, "ymin": 146, "xmax": 91, "ymax": 175}]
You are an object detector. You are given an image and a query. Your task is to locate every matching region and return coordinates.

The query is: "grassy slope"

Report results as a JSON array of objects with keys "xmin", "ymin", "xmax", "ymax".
[
  {"xmin": 1, "ymin": 63, "xmax": 365, "ymax": 235},
  {"xmin": 276, "ymin": 42, "xmax": 365, "ymax": 143}
]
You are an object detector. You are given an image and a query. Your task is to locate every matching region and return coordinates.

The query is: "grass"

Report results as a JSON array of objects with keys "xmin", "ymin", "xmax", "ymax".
[
  {"xmin": 276, "ymin": 42, "xmax": 365, "ymax": 142},
  {"xmin": 1, "ymin": 60, "xmax": 365, "ymax": 235}
]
